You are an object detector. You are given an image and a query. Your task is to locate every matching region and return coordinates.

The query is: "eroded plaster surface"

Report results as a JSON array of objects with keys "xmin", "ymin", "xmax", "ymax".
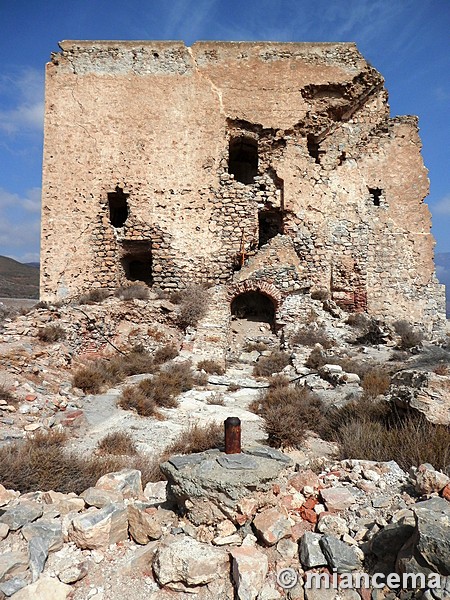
[{"xmin": 40, "ymin": 41, "xmax": 446, "ymax": 331}]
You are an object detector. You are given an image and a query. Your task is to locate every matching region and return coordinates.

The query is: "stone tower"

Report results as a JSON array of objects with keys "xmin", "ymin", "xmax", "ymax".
[{"xmin": 40, "ymin": 41, "xmax": 446, "ymax": 332}]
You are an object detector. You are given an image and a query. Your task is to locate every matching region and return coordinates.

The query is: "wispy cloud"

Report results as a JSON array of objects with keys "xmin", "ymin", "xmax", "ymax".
[
  {"xmin": 0, "ymin": 187, "xmax": 41, "ymax": 262},
  {"xmin": 0, "ymin": 69, "xmax": 44, "ymax": 135},
  {"xmin": 433, "ymin": 194, "xmax": 450, "ymax": 216}
]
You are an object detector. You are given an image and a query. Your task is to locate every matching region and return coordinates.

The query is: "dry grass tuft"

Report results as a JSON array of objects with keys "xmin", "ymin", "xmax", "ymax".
[
  {"xmin": 0, "ymin": 429, "xmax": 163, "ymax": 492},
  {"xmin": 291, "ymin": 325, "xmax": 333, "ymax": 349},
  {"xmin": 37, "ymin": 324, "xmax": 66, "ymax": 342},
  {"xmin": 72, "ymin": 349, "xmax": 155, "ymax": 394},
  {"xmin": 362, "ymin": 368, "xmax": 391, "ymax": 399},
  {"xmin": 251, "ymin": 384, "xmax": 327, "ymax": 448},
  {"xmin": 393, "ymin": 320, "xmax": 424, "ymax": 350},
  {"xmin": 119, "ymin": 362, "xmax": 195, "ymax": 416},
  {"xmin": 253, "ymin": 350, "xmax": 291, "ymax": 377},
  {"xmin": 197, "ymin": 359, "xmax": 225, "ymax": 375},
  {"xmin": 243, "ymin": 341, "xmax": 268, "ymax": 352},
  {"xmin": 175, "ymin": 285, "xmax": 209, "ymax": 329},
  {"xmin": 323, "ymin": 399, "xmax": 450, "ymax": 471},
  {"xmin": 153, "ymin": 344, "xmax": 179, "ymax": 365},
  {"xmin": 114, "ymin": 283, "xmax": 150, "ymax": 301},
  {"xmin": 165, "ymin": 422, "xmax": 223, "ymax": 456},
  {"xmin": 78, "ymin": 288, "xmax": 110, "ymax": 304},
  {"xmin": 97, "ymin": 431, "xmax": 138, "ymax": 456}
]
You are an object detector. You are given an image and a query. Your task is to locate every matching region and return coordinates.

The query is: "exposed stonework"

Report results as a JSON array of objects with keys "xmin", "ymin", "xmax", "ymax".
[{"xmin": 41, "ymin": 41, "xmax": 446, "ymax": 331}]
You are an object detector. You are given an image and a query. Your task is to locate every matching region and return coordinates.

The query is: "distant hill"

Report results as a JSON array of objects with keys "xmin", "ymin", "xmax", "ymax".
[
  {"xmin": 0, "ymin": 256, "xmax": 39, "ymax": 299},
  {"xmin": 436, "ymin": 252, "xmax": 450, "ymax": 318}
]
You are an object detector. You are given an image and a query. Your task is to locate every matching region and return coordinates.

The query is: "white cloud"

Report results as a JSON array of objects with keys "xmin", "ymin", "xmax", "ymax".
[
  {"xmin": 0, "ymin": 187, "xmax": 41, "ymax": 262},
  {"xmin": 0, "ymin": 68, "xmax": 44, "ymax": 135},
  {"xmin": 433, "ymin": 194, "xmax": 450, "ymax": 216},
  {"xmin": 0, "ymin": 187, "xmax": 41, "ymax": 213}
]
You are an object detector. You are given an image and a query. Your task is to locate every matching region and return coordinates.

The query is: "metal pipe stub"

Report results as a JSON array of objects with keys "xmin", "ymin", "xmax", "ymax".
[{"xmin": 224, "ymin": 416, "xmax": 241, "ymax": 454}]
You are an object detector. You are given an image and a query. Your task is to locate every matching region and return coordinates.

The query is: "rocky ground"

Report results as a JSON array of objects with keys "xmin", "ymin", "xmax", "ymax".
[{"xmin": 0, "ymin": 290, "xmax": 449, "ymax": 599}]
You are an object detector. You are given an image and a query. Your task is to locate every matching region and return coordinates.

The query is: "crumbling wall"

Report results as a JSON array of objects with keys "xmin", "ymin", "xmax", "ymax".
[{"xmin": 40, "ymin": 41, "xmax": 445, "ymax": 331}]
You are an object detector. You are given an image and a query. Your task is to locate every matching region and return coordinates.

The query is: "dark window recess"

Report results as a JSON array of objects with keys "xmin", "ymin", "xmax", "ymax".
[
  {"xmin": 121, "ymin": 241, "xmax": 152, "ymax": 285},
  {"xmin": 307, "ymin": 134, "xmax": 323, "ymax": 164},
  {"xmin": 108, "ymin": 187, "xmax": 129, "ymax": 227},
  {"xmin": 258, "ymin": 209, "xmax": 283, "ymax": 248},
  {"xmin": 368, "ymin": 187, "xmax": 383, "ymax": 206},
  {"xmin": 231, "ymin": 291, "xmax": 275, "ymax": 327},
  {"xmin": 228, "ymin": 137, "xmax": 258, "ymax": 184}
]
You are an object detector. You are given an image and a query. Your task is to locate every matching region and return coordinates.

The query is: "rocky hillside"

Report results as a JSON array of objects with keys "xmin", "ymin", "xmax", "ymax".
[
  {"xmin": 0, "ymin": 287, "xmax": 449, "ymax": 599},
  {"xmin": 0, "ymin": 256, "xmax": 39, "ymax": 299}
]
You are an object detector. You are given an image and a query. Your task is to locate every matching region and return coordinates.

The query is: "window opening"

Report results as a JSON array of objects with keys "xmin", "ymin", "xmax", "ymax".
[
  {"xmin": 231, "ymin": 291, "xmax": 275, "ymax": 328},
  {"xmin": 258, "ymin": 209, "xmax": 283, "ymax": 248},
  {"xmin": 368, "ymin": 187, "xmax": 383, "ymax": 207},
  {"xmin": 307, "ymin": 134, "xmax": 323, "ymax": 164},
  {"xmin": 108, "ymin": 187, "xmax": 129, "ymax": 228},
  {"xmin": 121, "ymin": 241, "xmax": 152, "ymax": 285},
  {"xmin": 228, "ymin": 137, "xmax": 258, "ymax": 184}
]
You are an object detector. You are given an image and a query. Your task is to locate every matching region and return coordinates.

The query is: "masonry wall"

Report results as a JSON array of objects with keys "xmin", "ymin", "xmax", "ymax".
[{"xmin": 40, "ymin": 41, "xmax": 446, "ymax": 331}]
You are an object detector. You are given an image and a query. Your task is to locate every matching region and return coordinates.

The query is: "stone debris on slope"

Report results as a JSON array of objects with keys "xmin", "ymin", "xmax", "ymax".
[{"xmin": 0, "ymin": 457, "xmax": 448, "ymax": 599}]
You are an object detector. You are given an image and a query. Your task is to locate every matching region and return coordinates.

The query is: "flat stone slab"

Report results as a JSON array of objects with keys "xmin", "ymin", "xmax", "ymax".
[{"xmin": 161, "ymin": 446, "xmax": 293, "ymax": 525}]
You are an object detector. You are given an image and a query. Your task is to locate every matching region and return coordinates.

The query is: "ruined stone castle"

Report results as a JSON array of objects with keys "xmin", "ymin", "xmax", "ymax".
[{"xmin": 40, "ymin": 41, "xmax": 446, "ymax": 331}]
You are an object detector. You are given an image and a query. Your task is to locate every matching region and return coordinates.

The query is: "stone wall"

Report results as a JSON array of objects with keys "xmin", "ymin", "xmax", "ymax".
[{"xmin": 40, "ymin": 41, "xmax": 446, "ymax": 331}]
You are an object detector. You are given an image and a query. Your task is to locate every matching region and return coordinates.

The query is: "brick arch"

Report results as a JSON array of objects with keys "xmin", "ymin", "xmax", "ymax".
[{"xmin": 226, "ymin": 280, "xmax": 283, "ymax": 308}]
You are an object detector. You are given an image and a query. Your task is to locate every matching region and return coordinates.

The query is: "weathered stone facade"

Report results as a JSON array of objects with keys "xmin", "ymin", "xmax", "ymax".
[{"xmin": 41, "ymin": 41, "xmax": 445, "ymax": 330}]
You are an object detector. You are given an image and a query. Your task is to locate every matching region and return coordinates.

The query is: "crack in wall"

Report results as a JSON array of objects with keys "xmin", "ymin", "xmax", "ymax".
[{"xmin": 187, "ymin": 47, "xmax": 225, "ymax": 117}]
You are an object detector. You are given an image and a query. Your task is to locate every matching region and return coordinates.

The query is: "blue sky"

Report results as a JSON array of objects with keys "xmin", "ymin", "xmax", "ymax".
[{"xmin": 0, "ymin": 0, "xmax": 449, "ymax": 263}]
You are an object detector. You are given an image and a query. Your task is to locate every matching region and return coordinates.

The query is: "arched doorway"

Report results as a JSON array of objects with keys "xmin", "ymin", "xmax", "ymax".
[{"xmin": 231, "ymin": 291, "xmax": 275, "ymax": 329}]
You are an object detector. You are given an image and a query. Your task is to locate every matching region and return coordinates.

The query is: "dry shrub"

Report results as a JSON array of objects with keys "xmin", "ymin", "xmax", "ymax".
[
  {"xmin": 197, "ymin": 359, "xmax": 225, "ymax": 375},
  {"xmin": 253, "ymin": 384, "xmax": 327, "ymax": 448},
  {"xmin": 362, "ymin": 368, "xmax": 391, "ymax": 399},
  {"xmin": 305, "ymin": 347, "xmax": 327, "ymax": 370},
  {"xmin": 165, "ymin": 422, "xmax": 224, "ymax": 455},
  {"xmin": 153, "ymin": 344, "xmax": 179, "ymax": 365},
  {"xmin": 0, "ymin": 430, "xmax": 161, "ymax": 493},
  {"xmin": 311, "ymin": 289, "xmax": 330, "ymax": 301},
  {"xmin": 434, "ymin": 365, "xmax": 448, "ymax": 376},
  {"xmin": 37, "ymin": 324, "xmax": 66, "ymax": 342},
  {"xmin": 119, "ymin": 385, "xmax": 158, "ymax": 416},
  {"xmin": 0, "ymin": 383, "xmax": 15, "ymax": 403},
  {"xmin": 346, "ymin": 313, "xmax": 371, "ymax": 329},
  {"xmin": 176, "ymin": 285, "xmax": 209, "ymax": 328},
  {"xmin": 227, "ymin": 383, "xmax": 240, "ymax": 392},
  {"xmin": 120, "ymin": 362, "xmax": 194, "ymax": 415},
  {"xmin": 291, "ymin": 325, "xmax": 333, "ymax": 349},
  {"xmin": 97, "ymin": 431, "xmax": 137, "ymax": 456},
  {"xmin": 244, "ymin": 341, "xmax": 268, "ymax": 352},
  {"xmin": 352, "ymin": 317, "xmax": 387, "ymax": 346},
  {"xmin": 115, "ymin": 283, "xmax": 150, "ymax": 301},
  {"xmin": 78, "ymin": 288, "xmax": 109, "ymax": 304},
  {"xmin": 253, "ymin": 350, "xmax": 291, "ymax": 377},
  {"xmin": 321, "ymin": 398, "xmax": 450, "ymax": 471},
  {"xmin": 267, "ymin": 374, "xmax": 290, "ymax": 388},
  {"xmin": 207, "ymin": 392, "xmax": 225, "ymax": 405},
  {"xmin": 393, "ymin": 320, "xmax": 424, "ymax": 350},
  {"xmin": 72, "ymin": 349, "xmax": 155, "ymax": 394}
]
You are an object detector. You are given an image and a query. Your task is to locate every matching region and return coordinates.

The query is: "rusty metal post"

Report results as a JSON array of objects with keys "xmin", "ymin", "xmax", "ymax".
[{"xmin": 224, "ymin": 417, "xmax": 241, "ymax": 454}]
